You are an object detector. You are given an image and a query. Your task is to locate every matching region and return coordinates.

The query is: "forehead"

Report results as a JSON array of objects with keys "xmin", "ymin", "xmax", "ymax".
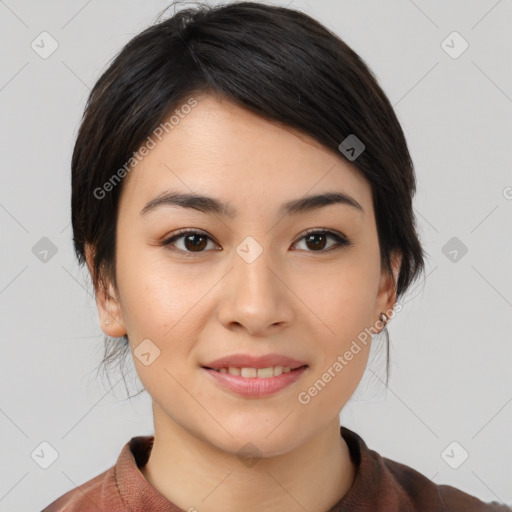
[{"xmin": 118, "ymin": 93, "xmax": 373, "ymax": 217}]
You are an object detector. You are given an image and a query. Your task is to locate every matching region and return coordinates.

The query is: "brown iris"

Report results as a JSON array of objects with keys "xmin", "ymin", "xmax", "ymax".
[
  {"xmin": 183, "ymin": 233, "xmax": 208, "ymax": 252},
  {"xmin": 304, "ymin": 233, "xmax": 327, "ymax": 251}
]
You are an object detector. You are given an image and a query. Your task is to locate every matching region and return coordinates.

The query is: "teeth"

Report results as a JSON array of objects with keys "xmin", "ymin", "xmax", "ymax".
[
  {"xmin": 241, "ymin": 367, "xmax": 257, "ymax": 377},
  {"xmin": 214, "ymin": 366, "xmax": 300, "ymax": 377},
  {"xmin": 257, "ymin": 367, "xmax": 273, "ymax": 378}
]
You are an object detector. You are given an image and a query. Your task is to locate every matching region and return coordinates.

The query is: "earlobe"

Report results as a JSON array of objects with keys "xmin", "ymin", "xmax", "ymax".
[
  {"xmin": 84, "ymin": 243, "xmax": 127, "ymax": 338},
  {"xmin": 391, "ymin": 252, "xmax": 402, "ymax": 293},
  {"xmin": 97, "ymin": 280, "xmax": 127, "ymax": 337},
  {"xmin": 375, "ymin": 251, "xmax": 402, "ymax": 329},
  {"xmin": 387, "ymin": 251, "xmax": 402, "ymax": 311},
  {"xmin": 387, "ymin": 254, "xmax": 400, "ymax": 310}
]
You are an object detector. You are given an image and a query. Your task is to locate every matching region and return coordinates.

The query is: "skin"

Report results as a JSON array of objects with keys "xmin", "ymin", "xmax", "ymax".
[{"xmin": 86, "ymin": 93, "xmax": 401, "ymax": 512}]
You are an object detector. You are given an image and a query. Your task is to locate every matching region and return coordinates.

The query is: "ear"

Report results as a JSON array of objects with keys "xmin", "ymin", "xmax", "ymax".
[
  {"xmin": 374, "ymin": 250, "xmax": 402, "ymax": 330},
  {"xmin": 85, "ymin": 243, "xmax": 127, "ymax": 338}
]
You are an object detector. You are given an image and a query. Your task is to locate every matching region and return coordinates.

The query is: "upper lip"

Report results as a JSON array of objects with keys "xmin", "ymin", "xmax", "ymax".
[{"xmin": 202, "ymin": 354, "xmax": 308, "ymax": 370}]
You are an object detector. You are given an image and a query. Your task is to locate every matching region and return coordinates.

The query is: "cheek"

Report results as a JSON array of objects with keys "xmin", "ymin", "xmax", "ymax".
[
  {"xmin": 294, "ymin": 260, "xmax": 378, "ymax": 335},
  {"xmin": 116, "ymin": 248, "xmax": 205, "ymax": 335},
  {"xmin": 114, "ymin": 248, "xmax": 213, "ymax": 376},
  {"xmin": 291, "ymin": 260, "xmax": 377, "ymax": 396}
]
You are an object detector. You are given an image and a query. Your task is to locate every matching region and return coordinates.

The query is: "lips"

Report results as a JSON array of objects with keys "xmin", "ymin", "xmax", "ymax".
[
  {"xmin": 202, "ymin": 363, "xmax": 308, "ymax": 397},
  {"xmin": 202, "ymin": 353, "xmax": 308, "ymax": 371}
]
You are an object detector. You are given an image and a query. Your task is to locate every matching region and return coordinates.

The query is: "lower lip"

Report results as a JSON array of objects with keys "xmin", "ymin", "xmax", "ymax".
[{"xmin": 202, "ymin": 366, "xmax": 308, "ymax": 397}]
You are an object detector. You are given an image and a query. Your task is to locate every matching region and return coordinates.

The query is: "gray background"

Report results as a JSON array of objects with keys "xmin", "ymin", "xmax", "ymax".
[{"xmin": 1, "ymin": 0, "xmax": 511, "ymax": 510}]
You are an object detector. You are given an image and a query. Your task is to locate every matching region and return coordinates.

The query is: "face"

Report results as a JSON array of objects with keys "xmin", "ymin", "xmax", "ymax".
[{"xmin": 88, "ymin": 93, "xmax": 399, "ymax": 457}]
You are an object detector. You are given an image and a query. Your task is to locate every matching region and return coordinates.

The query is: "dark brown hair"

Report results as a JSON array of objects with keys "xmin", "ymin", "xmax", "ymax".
[{"xmin": 71, "ymin": 1, "xmax": 427, "ymax": 397}]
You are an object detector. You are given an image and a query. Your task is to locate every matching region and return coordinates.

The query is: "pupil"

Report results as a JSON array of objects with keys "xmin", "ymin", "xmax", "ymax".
[
  {"xmin": 306, "ymin": 234, "xmax": 326, "ymax": 250},
  {"xmin": 185, "ymin": 234, "xmax": 207, "ymax": 251}
]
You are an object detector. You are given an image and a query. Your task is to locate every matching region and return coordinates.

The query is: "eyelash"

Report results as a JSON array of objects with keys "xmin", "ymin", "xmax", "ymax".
[{"xmin": 160, "ymin": 228, "xmax": 352, "ymax": 255}]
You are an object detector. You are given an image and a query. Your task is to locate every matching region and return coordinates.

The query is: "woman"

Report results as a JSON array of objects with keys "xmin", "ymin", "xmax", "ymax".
[{"xmin": 42, "ymin": 2, "xmax": 511, "ymax": 511}]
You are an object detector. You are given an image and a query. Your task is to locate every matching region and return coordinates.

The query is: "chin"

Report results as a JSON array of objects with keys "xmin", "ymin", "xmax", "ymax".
[{"xmin": 203, "ymin": 421, "xmax": 308, "ymax": 460}]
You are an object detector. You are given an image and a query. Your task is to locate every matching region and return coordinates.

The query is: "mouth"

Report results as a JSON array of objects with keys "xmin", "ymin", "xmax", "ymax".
[
  {"xmin": 201, "ymin": 363, "xmax": 309, "ymax": 397},
  {"xmin": 201, "ymin": 364, "xmax": 308, "ymax": 378}
]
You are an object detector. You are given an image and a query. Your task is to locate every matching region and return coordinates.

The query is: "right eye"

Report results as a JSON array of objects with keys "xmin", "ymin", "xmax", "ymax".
[{"xmin": 161, "ymin": 229, "xmax": 221, "ymax": 254}]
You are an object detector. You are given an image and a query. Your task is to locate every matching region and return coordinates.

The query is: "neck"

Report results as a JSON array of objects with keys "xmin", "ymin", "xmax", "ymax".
[{"xmin": 140, "ymin": 405, "xmax": 355, "ymax": 512}]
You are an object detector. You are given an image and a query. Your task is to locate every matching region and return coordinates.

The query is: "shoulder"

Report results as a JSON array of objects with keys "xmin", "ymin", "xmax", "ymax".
[
  {"xmin": 381, "ymin": 452, "xmax": 511, "ymax": 511},
  {"xmin": 339, "ymin": 427, "xmax": 511, "ymax": 512},
  {"xmin": 40, "ymin": 465, "xmax": 121, "ymax": 511},
  {"xmin": 40, "ymin": 435, "xmax": 154, "ymax": 512}
]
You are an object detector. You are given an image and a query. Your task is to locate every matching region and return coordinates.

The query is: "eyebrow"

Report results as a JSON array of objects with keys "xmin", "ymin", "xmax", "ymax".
[{"xmin": 139, "ymin": 190, "xmax": 364, "ymax": 218}]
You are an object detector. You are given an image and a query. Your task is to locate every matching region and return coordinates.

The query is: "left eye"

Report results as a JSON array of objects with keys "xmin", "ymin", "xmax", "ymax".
[
  {"xmin": 161, "ymin": 229, "xmax": 350, "ymax": 254},
  {"xmin": 292, "ymin": 230, "xmax": 349, "ymax": 252}
]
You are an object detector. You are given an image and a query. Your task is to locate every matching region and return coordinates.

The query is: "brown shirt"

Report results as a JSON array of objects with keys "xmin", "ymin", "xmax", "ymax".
[{"xmin": 42, "ymin": 426, "xmax": 511, "ymax": 511}]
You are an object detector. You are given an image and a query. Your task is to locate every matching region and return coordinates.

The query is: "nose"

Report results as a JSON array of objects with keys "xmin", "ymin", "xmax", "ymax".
[{"xmin": 216, "ymin": 241, "xmax": 294, "ymax": 337}]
